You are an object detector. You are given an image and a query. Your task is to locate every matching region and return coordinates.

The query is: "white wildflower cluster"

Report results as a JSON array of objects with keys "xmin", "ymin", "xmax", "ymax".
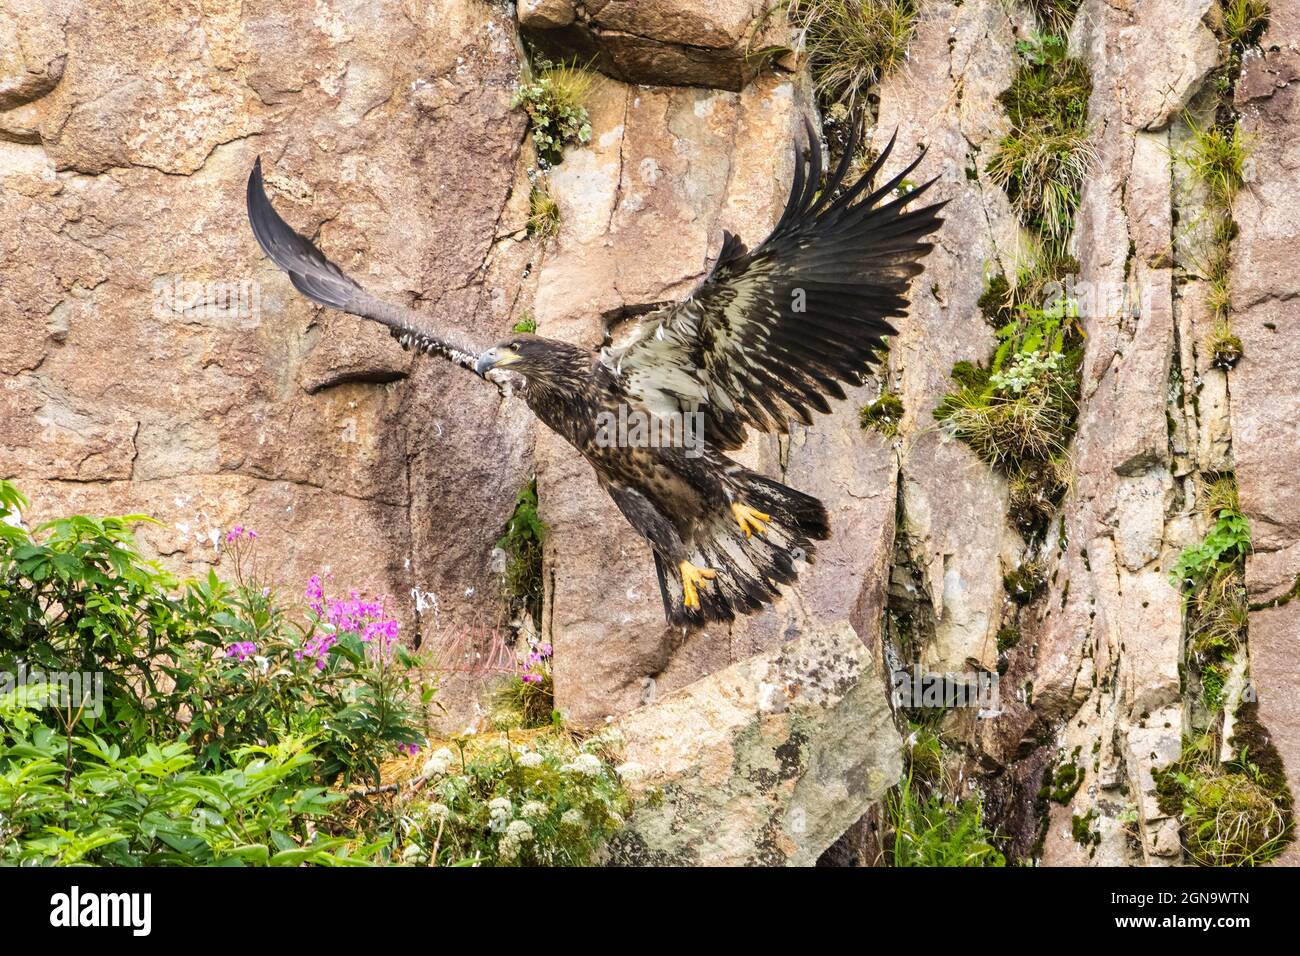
[
  {"xmin": 989, "ymin": 350, "xmax": 1063, "ymax": 396},
  {"xmin": 518, "ymin": 750, "xmax": 544, "ymax": 768},
  {"xmin": 521, "ymin": 800, "xmax": 549, "ymax": 821},
  {"xmin": 488, "ymin": 797, "xmax": 513, "ymax": 833},
  {"xmin": 564, "ymin": 753, "xmax": 604, "ymax": 777},
  {"xmin": 560, "ymin": 808, "xmax": 584, "ymax": 828},
  {"xmin": 498, "ymin": 819, "xmax": 535, "ymax": 861},
  {"xmin": 427, "ymin": 802, "xmax": 451, "ymax": 822},
  {"xmin": 421, "ymin": 747, "xmax": 456, "ymax": 777}
]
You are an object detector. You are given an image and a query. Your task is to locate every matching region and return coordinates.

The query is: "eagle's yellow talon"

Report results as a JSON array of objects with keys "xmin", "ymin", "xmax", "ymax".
[
  {"xmin": 679, "ymin": 560, "xmax": 716, "ymax": 610},
  {"xmin": 730, "ymin": 502, "xmax": 771, "ymax": 538}
]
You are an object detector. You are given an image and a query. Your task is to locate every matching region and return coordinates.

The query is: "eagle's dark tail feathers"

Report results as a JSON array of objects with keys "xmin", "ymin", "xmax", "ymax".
[{"xmin": 656, "ymin": 467, "xmax": 829, "ymax": 626}]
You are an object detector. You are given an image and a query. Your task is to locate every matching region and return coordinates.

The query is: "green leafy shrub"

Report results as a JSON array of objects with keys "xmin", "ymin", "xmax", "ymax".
[
  {"xmin": 1170, "ymin": 507, "xmax": 1251, "ymax": 592},
  {"xmin": 0, "ymin": 693, "xmax": 379, "ymax": 866},
  {"xmin": 935, "ymin": 301, "xmax": 1082, "ymax": 469},
  {"xmin": 0, "ymin": 505, "xmax": 429, "ymax": 785},
  {"xmin": 0, "ymin": 483, "xmax": 632, "ymax": 868},
  {"xmin": 512, "ymin": 61, "xmax": 595, "ymax": 166},
  {"xmin": 0, "ymin": 481, "xmax": 437, "ymax": 865}
]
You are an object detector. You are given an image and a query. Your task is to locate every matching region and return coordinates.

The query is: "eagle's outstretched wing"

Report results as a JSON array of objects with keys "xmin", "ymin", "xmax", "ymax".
[
  {"xmin": 604, "ymin": 117, "xmax": 945, "ymax": 449},
  {"xmin": 246, "ymin": 157, "xmax": 482, "ymax": 371}
]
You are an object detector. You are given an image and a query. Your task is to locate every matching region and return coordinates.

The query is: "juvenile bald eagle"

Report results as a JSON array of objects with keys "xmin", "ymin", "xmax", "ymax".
[{"xmin": 246, "ymin": 117, "xmax": 943, "ymax": 625}]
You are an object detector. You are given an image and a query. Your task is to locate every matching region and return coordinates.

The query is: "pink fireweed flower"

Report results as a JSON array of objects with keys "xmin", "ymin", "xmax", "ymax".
[
  {"xmin": 225, "ymin": 641, "xmax": 258, "ymax": 661},
  {"xmin": 302, "ymin": 573, "xmax": 400, "ymax": 662},
  {"xmin": 305, "ymin": 574, "xmax": 325, "ymax": 614},
  {"xmin": 295, "ymin": 632, "xmax": 337, "ymax": 670},
  {"xmin": 224, "ymin": 525, "xmax": 258, "ymax": 544},
  {"xmin": 521, "ymin": 673, "xmax": 542, "ymax": 684},
  {"xmin": 397, "ymin": 743, "xmax": 420, "ymax": 757}
]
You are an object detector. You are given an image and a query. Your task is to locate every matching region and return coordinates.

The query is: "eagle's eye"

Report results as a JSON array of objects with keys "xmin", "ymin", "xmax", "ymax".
[{"xmin": 509, "ymin": 341, "xmax": 520, "ymax": 350}]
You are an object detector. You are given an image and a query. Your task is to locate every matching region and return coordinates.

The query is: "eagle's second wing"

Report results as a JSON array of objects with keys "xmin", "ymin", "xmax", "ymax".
[
  {"xmin": 246, "ymin": 158, "xmax": 482, "ymax": 371},
  {"xmin": 604, "ymin": 117, "xmax": 945, "ymax": 449}
]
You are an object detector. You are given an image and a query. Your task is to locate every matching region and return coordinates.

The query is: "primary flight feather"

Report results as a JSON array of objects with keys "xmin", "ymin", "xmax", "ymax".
[{"xmin": 246, "ymin": 116, "xmax": 944, "ymax": 625}]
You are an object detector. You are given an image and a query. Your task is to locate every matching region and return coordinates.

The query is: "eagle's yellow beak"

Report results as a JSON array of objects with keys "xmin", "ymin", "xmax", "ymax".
[{"xmin": 475, "ymin": 346, "xmax": 521, "ymax": 377}]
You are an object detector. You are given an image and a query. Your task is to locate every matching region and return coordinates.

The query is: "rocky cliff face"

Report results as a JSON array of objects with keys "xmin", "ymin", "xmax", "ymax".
[{"xmin": 2, "ymin": 0, "xmax": 1296, "ymax": 865}]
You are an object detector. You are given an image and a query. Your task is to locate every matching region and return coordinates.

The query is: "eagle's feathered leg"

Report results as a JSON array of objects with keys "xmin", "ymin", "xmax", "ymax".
[
  {"xmin": 605, "ymin": 484, "xmax": 721, "ymax": 614},
  {"xmin": 612, "ymin": 456, "xmax": 829, "ymax": 626},
  {"xmin": 668, "ymin": 463, "xmax": 828, "ymax": 624}
]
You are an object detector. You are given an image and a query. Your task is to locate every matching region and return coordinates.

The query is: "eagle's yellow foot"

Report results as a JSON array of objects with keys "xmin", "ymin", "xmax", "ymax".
[
  {"xmin": 730, "ymin": 502, "xmax": 771, "ymax": 538},
  {"xmin": 678, "ymin": 560, "xmax": 716, "ymax": 610}
]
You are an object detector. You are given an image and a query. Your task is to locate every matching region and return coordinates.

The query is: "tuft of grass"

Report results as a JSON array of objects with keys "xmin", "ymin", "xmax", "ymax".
[
  {"xmin": 527, "ymin": 181, "xmax": 561, "ymax": 241},
  {"xmin": 497, "ymin": 480, "xmax": 546, "ymax": 623},
  {"xmin": 1182, "ymin": 116, "xmax": 1248, "ymax": 209},
  {"xmin": 1187, "ymin": 564, "xmax": 1249, "ymax": 661},
  {"xmin": 788, "ymin": 0, "xmax": 919, "ymax": 107},
  {"xmin": 1213, "ymin": 0, "xmax": 1270, "ymax": 49},
  {"xmin": 988, "ymin": 34, "xmax": 1094, "ymax": 246},
  {"xmin": 1028, "ymin": 1, "xmax": 1082, "ymax": 34},
  {"xmin": 935, "ymin": 328, "xmax": 1081, "ymax": 472},
  {"xmin": 1199, "ymin": 473, "xmax": 1240, "ymax": 519},
  {"xmin": 1205, "ymin": 320, "xmax": 1244, "ymax": 369},
  {"xmin": 512, "ymin": 60, "xmax": 596, "ymax": 167},
  {"xmin": 1157, "ymin": 738, "xmax": 1293, "ymax": 867},
  {"xmin": 513, "ymin": 311, "xmax": 537, "ymax": 334},
  {"xmin": 860, "ymin": 390, "xmax": 904, "ymax": 437},
  {"xmin": 489, "ymin": 672, "xmax": 555, "ymax": 731},
  {"xmin": 885, "ymin": 726, "xmax": 1005, "ymax": 867},
  {"xmin": 1183, "ymin": 772, "xmax": 1290, "ymax": 865}
]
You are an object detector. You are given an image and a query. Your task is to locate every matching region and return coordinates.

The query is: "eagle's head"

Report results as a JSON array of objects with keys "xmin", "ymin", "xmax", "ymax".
[
  {"xmin": 475, "ymin": 334, "xmax": 543, "ymax": 377},
  {"xmin": 474, "ymin": 334, "xmax": 586, "ymax": 389}
]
